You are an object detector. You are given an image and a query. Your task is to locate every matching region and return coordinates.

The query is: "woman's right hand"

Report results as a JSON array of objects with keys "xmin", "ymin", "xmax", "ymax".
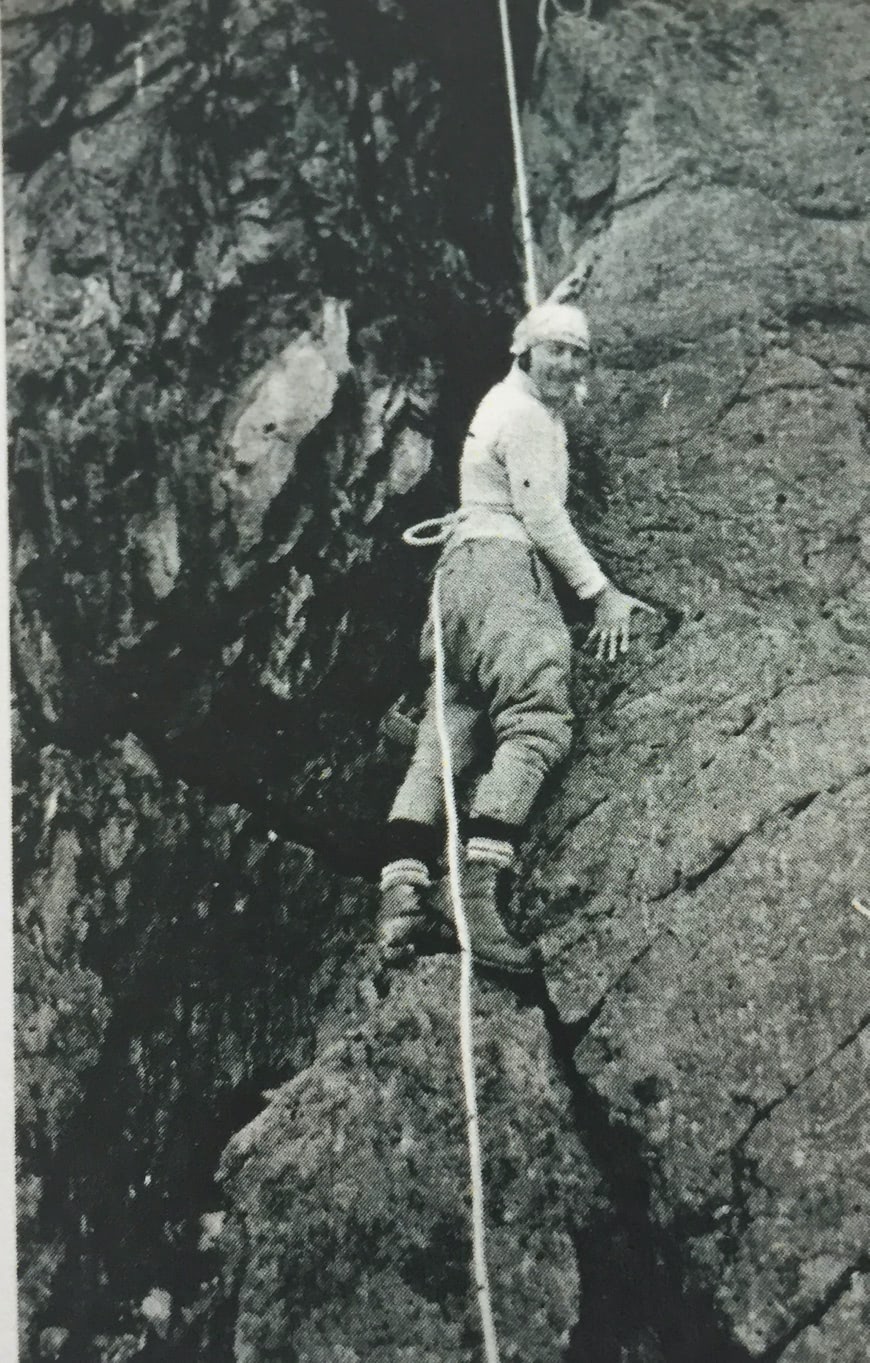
[{"xmin": 588, "ymin": 583, "xmax": 656, "ymax": 662}]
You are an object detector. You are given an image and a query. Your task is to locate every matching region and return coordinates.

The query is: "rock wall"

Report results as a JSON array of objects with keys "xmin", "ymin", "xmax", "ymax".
[
  {"xmin": 523, "ymin": 5, "xmax": 870, "ymax": 1357},
  {"xmin": 220, "ymin": 964, "xmax": 602, "ymax": 1363},
  {"xmin": 7, "ymin": 2, "xmax": 532, "ymax": 1357},
  {"xmin": 7, "ymin": 1, "xmax": 869, "ymax": 1361}
]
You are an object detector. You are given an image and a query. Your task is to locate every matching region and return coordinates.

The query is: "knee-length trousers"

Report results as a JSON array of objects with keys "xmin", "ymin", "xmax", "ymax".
[{"xmin": 389, "ymin": 539, "xmax": 573, "ymax": 830}]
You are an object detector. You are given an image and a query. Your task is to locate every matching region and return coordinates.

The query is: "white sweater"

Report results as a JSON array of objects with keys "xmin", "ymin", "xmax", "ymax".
[{"xmin": 452, "ymin": 365, "xmax": 608, "ymax": 599}]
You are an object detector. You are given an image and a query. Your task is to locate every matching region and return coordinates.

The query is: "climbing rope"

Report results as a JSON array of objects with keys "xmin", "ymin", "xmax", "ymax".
[
  {"xmin": 497, "ymin": 0, "xmax": 540, "ymax": 308},
  {"xmin": 431, "ymin": 569, "xmax": 501, "ymax": 1363},
  {"xmin": 402, "ymin": 515, "xmax": 501, "ymax": 1361},
  {"xmin": 399, "ymin": 6, "xmax": 545, "ymax": 1358}
]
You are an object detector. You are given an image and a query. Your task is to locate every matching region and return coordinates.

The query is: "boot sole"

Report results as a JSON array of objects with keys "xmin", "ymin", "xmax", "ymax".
[{"xmin": 378, "ymin": 921, "xmax": 457, "ymax": 966}]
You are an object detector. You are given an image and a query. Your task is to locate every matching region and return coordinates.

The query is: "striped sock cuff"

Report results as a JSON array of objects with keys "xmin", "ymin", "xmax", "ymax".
[
  {"xmin": 466, "ymin": 837, "xmax": 515, "ymax": 871},
  {"xmin": 380, "ymin": 858, "xmax": 431, "ymax": 892}
]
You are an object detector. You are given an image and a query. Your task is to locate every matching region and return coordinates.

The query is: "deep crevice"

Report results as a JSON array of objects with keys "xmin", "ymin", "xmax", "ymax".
[
  {"xmin": 729, "ymin": 1010, "xmax": 870, "ymax": 1157},
  {"xmin": 524, "ymin": 977, "xmax": 755, "ymax": 1363},
  {"xmin": 680, "ymin": 832, "xmax": 751, "ymax": 894},
  {"xmin": 789, "ymin": 202, "xmax": 866, "ymax": 222},
  {"xmin": 759, "ymin": 1259, "xmax": 870, "ymax": 1362}
]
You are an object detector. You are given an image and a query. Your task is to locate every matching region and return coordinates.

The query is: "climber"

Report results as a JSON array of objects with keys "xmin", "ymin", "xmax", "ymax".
[{"xmin": 377, "ymin": 300, "xmax": 654, "ymax": 973}]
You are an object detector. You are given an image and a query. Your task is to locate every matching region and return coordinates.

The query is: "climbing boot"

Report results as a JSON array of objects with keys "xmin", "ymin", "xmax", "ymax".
[
  {"xmin": 460, "ymin": 849, "xmax": 534, "ymax": 975},
  {"xmin": 377, "ymin": 859, "xmax": 454, "ymax": 966}
]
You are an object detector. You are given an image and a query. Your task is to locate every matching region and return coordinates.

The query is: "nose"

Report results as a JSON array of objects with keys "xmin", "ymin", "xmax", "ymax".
[{"xmin": 552, "ymin": 347, "xmax": 587, "ymax": 374}]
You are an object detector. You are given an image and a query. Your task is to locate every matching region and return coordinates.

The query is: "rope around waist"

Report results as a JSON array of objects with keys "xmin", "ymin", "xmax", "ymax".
[{"xmin": 402, "ymin": 505, "xmax": 521, "ymax": 547}]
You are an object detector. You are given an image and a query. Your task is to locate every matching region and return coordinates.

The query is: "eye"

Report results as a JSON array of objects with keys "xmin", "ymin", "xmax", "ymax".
[{"xmin": 262, "ymin": 422, "xmax": 276, "ymax": 434}]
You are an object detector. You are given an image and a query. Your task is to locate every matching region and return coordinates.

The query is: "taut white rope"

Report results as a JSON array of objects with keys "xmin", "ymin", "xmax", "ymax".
[
  {"xmin": 431, "ymin": 570, "xmax": 501, "ymax": 1363},
  {"xmin": 395, "ymin": 10, "xmax": 546, "ymax": 1353},
  {"xmin": 497, "ymin": 0, "xmax": 540, "ymax": 308}
]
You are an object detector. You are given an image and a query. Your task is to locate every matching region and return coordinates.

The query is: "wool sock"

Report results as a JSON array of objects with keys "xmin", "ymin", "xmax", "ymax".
[
  {"xmin": 466, "ymin": 816, "xmax": 520, "ymax": 870},
  {"xmin": 466, "ymin": 837, "xmax": 515, "ymax": 872},
  {"xmin": 380, "ymin": 858, "xmax": 431, "ymax": 892},
  {"xmin": 382, "ymin": 818, "xmax": 440, "ymax": 882}
]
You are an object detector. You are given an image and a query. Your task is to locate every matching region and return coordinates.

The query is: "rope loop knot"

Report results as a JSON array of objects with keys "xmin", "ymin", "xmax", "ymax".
[{"xmin": 402, "ymin": 513, "xmax": 462, "ymax": 547}]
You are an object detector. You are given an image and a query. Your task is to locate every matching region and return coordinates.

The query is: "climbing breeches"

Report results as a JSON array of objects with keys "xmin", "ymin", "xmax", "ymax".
[{"xmin": 390, "ymin": 539, "xmax": 573, "ymax": 830}]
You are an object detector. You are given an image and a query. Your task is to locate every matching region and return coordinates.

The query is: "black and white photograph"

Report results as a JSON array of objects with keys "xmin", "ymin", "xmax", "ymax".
[{"xmin": 4, "ymin": 0, "xmax": 869, "ymax": 1359}]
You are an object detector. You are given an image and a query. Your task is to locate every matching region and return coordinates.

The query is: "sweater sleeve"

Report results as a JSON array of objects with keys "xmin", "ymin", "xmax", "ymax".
[{"xmin": 500, "ymin": 402, "xmax": 608, "ymax": 599}]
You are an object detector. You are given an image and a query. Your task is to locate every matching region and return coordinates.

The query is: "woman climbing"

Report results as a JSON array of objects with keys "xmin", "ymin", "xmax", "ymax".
[{"xmin": 377, "ymin": 299, "xmax": 654, "ymax": 974}]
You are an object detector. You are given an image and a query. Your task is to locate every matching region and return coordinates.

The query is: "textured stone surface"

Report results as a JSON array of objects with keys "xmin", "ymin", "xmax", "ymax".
[
  {"xmin": 219, "ymin": 960, "xmax": 600, "ymax": 1363},
  {"xmin": 7, "ymin": 2, "xmax": 530, "ymax": 1357},
  {"xmin": 217, "ymin": 298, "xmax": 352, "ymax": 568},
  {"xmin": 13, "ymin": 724, "xmax": 372, "ymax": 1360},
  {"xmin": 519, "ymin": 2, "xmax": 870, "ymax": 1356},
  {"xmin": 778, "ymin": 1272, "xmax": 870, "ymax": 1363}
]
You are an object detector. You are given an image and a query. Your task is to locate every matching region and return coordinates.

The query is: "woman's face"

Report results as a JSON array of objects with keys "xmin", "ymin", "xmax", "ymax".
[{"xmin": 528, "ymin": 339, "xmax": 591, "ymax": 407}]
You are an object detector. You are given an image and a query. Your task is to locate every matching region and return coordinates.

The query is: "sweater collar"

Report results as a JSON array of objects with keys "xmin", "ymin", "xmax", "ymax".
[
  {"xmin": 505, "ymin": 362, "xmax": 536, "ymax": 398},
  {"xmin": 505, "ymin": 362, "xmax": 565, "ymax": 425}
]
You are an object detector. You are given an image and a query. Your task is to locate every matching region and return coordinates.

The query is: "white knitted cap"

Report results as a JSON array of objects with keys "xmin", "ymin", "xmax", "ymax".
[{"xmin": 510, "ymin": 301, "xmax": 591, "ymax": 356}]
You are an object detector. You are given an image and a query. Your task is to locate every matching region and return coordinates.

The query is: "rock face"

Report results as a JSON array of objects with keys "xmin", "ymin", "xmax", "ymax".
[
  {"xmin": 219, "ymin": 963, "xmax": 601, "ymax": 1363},
  {"xmin": 7, "ymin": 1, "xmax": 868, "ymax": 1361},
  {"xmin": 520, "ymin": 5, "xmax": 870, "ymax": 1357}
]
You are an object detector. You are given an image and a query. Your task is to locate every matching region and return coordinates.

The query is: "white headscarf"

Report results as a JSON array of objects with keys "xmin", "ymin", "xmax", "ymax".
[{"xmin": 510, "ymin": 301, "xmax": 591, "ymax": 356}]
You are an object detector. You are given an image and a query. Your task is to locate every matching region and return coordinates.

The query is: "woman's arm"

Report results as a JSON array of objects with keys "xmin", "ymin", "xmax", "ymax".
[{"xmin": 502, "ymin": 403, "xmax": 608, "ymax": 599}]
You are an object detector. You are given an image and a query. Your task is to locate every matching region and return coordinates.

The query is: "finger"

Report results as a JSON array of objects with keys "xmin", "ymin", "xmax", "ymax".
[
  {"xmin": 608, "ymin": 629, "xmax": 618, "ymax": 663},
  {"xmin": 595, "ymin": 632, "xmax": 606, "ymax": 662},
  {"xmin": 619, "ymin": 620, "xmax": 630, "ymax": 653},
  {"xmin": 587, "ymin": 626, "xmax": 601, "ymax": 652},
  {"xmin": 633, "ymin": 599, "xmax": 658, "ymax": 615}
]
